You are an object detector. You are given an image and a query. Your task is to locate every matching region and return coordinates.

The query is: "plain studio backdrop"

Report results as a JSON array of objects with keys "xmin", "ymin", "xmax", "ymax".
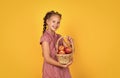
[{"xmin": 0, "ymin": 0, "xmax": 120, "ymax": 78}]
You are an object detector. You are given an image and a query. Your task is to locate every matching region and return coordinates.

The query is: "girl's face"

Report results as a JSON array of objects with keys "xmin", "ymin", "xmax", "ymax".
[{"xmin": 46, "ymin": 15, "xmax": 61, "ymax": 32}]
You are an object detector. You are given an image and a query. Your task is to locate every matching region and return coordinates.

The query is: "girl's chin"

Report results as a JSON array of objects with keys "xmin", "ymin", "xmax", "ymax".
[{"xmin": 52, "ymin": 28, "xmax": 57, "ymax": 31}]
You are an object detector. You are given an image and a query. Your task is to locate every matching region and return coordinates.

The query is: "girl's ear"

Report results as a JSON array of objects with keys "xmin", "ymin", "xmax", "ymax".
[{"xmin": 46, "ymin": 19, "xmax": 49, "ymax": 25}]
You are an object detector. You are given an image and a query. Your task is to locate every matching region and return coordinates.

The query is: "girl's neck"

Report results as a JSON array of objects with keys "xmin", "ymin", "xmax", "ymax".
[{"xmin": 47, "ymin": 29, "xmax": 55, "ymax": 35}]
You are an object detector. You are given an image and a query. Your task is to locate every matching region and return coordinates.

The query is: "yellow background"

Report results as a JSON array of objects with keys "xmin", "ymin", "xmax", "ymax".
[{"xmin": 0, "ymin": 0, "xmax": 120, "ymax": 78}]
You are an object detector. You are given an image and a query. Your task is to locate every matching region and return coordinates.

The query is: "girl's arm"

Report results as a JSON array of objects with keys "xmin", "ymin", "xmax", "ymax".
[{"xmin": 41, "ymin": 41, "xmax": 72, "ymax": 68}]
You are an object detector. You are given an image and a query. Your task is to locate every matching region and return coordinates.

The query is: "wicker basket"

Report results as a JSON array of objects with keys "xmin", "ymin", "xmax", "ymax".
[{"xmin": 56, "ymin": 36, "xmax": 74, "ymax": 65}]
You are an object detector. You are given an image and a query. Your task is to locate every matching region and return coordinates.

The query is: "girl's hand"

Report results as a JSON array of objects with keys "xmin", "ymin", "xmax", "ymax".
[{"xmin": 61, "ymin": 60, "xmax": 73, "ymax": 68}]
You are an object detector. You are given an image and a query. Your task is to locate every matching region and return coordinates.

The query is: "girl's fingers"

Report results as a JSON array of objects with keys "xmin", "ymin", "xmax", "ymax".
[
  {"xmin": 66, "ymin": 61, "xmax": 73, "ymax": 67},
  {"xmin": 61, "ymin": 60, "xmax": 73, "ymax": 68},
  {"xmin": 62, "ymin": 64, "xmax": 68, "ymax": 68}
]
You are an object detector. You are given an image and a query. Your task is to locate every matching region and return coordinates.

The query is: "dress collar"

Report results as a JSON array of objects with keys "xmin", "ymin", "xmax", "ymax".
[{"xmin": 45, "ymin": 30, "xmax": 56, "ymax": 37}]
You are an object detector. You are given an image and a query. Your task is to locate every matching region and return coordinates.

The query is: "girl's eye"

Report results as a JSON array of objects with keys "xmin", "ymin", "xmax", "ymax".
[
  {"xmin": 57, "ymin": 22, "xmax": 60, "ymax": 24},
  {"xmin": 52, "ymin": 21, "xmax": 55, "ymax": 23}
]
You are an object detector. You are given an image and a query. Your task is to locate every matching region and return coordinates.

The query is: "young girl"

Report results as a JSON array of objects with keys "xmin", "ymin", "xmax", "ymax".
[{"xmin": 40, "ymin": 11, "xmax": 73, "ymax": 78}]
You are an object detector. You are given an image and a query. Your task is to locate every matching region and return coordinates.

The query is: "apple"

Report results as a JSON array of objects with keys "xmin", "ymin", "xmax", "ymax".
[
  {"xmin": 58, "ymin": 50, "xmax": 65, "ymax": 54},
  {"xmin": 64, "ymin": 47, "xmax": 72, "ymax": 54},
  {"xmin": 58, "ymin": 45, "xmax": 65, "ymax": 51}
]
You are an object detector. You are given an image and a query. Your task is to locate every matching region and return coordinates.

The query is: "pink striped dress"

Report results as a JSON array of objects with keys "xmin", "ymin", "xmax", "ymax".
[{"xmin": 40, "ymin": 30, "xmax": 71, "ymax": 78}]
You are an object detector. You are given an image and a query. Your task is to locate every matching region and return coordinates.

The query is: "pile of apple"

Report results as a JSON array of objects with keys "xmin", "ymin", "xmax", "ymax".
[{"xmin": 58, "ymin": 45, "xmax": 72, "ymax": 54}]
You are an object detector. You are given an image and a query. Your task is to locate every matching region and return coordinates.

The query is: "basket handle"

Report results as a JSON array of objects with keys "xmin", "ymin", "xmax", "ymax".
[{"xmin": 56, "ymin": 36, "xmax": 74, "ymax": 53}]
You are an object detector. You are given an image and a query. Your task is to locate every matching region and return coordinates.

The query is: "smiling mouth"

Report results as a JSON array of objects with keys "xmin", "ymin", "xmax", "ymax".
[{"xmin": 52, "ymin": 26, "xmax": 57, "ymax": 29}]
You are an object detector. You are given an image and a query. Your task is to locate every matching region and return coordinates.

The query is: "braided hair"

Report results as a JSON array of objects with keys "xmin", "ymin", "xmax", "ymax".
[{"xmin": 43, "ymin": 10, "xmax": 62, "ymax": 34}]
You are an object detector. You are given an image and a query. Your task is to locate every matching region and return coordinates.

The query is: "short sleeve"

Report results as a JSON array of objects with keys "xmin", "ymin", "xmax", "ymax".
[{"xmin": 40, "ymin": 35, "xmax": 50, "ymax": 45}]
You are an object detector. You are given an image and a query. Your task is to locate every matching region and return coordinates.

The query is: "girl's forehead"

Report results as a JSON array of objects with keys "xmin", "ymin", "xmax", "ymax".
[{"xmin": 49, "ymin": 15, "xmax": 61, "ymax": 19}]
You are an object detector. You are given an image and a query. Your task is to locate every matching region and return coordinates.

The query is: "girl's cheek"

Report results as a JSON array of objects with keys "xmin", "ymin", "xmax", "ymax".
[
  {"xmin": 57, "ymin": 25, "xmax": 60, "ymax": 28},
  {"xmin": 58, "ymin": 24, "xmax": 60, "ymax": 27}
]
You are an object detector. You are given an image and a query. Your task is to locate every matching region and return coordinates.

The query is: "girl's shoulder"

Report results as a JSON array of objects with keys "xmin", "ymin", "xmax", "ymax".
[
  {"xmin": 41, "ymin": 31, "xmax": 50, "ymax": 38},
  {"xmin": 40, "ymin": 32, "xmax": 51, "ymax": 44}
]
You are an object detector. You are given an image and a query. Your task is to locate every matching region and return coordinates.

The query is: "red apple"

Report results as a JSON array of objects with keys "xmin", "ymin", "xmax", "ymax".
[
  {"xmin": 64, "ymin": 47, "xmax": 72, "ymax": 54},
  {"xmin": 58, "ymin": 45, "xmax": 65, "ymax": 51},
  {"xmin": 58, "ymin": 50, "xmax": 65, "ymax": 54}
]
